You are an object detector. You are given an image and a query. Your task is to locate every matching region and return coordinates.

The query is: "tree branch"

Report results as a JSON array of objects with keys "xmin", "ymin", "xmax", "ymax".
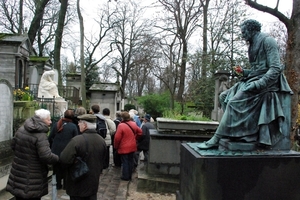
[{"xmin": 244, "ymin": 0, "xmax": 291, "ymax": 31}]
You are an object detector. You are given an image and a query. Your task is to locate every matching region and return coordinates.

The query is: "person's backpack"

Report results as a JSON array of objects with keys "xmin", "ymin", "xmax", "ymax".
[
  {"xmin": 96, "ymin": 117, "xmax": 107, "ymax": 138},
  {"xmin": 114, "ymin": 119, "xmax": 121, "ymax": 129}
]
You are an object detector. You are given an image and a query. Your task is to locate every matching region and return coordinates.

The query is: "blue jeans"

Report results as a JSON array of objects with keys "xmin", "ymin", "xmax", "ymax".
[{"xmin": 120, "ymin": 152, "xmax": 134, "ymax": 180}]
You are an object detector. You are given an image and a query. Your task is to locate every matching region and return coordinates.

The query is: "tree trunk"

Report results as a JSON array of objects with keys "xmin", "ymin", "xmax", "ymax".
[
  {"xmin": 27, "ymin": 0, "xmax": 50, "ymax": 44},
  {"xmin": 285, "ymin": 0, "xmax": 300, "ymax": 139},
  {"xmin": 77, "ymin": 0, "xmax": 86, "ymax": 108},
  {"xmin": 201, "ymin": 0, "xmax": 209, "ymax": 78},
  {"xmin": 54, "ymin": 0, "xmax": 68, "ymax": 87},
  {"xmin": 176, "ymin": 39, "xmax": 187, "ymax": 103},
  {"xmin": 18, "ymin": 0, "xmax": 23, "ymax": 34}
]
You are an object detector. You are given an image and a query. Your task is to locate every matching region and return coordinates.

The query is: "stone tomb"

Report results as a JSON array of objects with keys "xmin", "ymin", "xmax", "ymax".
[
  {"xmin": 177, "ymin": 143, "xmax": 300, "ymax": 200},
  {"xmin": 137, "ymin": 120, "xmax": 218, "ymax": 193}
]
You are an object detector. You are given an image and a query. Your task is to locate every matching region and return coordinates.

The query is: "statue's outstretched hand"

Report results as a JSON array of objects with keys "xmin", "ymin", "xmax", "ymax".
[{"xmin": 233, "ymin": 66, "xmax": 243, "ymax": 76}]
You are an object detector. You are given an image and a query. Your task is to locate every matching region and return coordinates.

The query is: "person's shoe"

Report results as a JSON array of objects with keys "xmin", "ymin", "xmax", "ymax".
[
  {"xmin": 57, "ymin": 185, "xmax": 62, "ymax": 190},
  {"xmin": 197, "ymin": 135, "xmax": 220, "ymax": 149}
]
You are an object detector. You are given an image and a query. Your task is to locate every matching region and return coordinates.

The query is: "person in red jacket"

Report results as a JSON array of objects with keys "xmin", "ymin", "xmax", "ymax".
[{"xmin": 114, "ymin": 111, "xmax": 142, "ymax": 181}]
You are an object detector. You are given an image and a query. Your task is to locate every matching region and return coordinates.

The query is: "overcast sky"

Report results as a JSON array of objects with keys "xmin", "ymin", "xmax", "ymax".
[
  {"xmin": 64, "ymin": 0, "xmax": 292, "ymax": 61},
  {"xmin": 79, "ymin": 0, "xmax": 292, "ymax": 38}
]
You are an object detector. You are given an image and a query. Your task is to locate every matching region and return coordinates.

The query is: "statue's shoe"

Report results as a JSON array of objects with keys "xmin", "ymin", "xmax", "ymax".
[
  {"xmin": 197, "ymin": 135, "xmax": 220, "ymax": 149},
  {"xmin": 197, "ymin": 142, "xmax": 218, "ymax": 149}
]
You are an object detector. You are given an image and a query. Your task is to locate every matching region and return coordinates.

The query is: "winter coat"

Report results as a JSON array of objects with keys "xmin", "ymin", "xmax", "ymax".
[
  {"xmin": 104, "ymin": 115, "xmax": 116, "ymax": 146},
  {"xmin": 6, "ymin": 115, "xmax": 59, "ymax": 198},
  {"xmin": 59, "ymin": 129, "xmax": 107, "ymax": 197},
  {"xmin": 114, "ymin": 120, "xmax": 142, "ymax": 154},
  {"xmin": 138, "ymin": 122, "xmax": 155, "ymax": 151},
  {"xmin": 48, "ymin": 119, "xmax": 79, "ymax": 156}
]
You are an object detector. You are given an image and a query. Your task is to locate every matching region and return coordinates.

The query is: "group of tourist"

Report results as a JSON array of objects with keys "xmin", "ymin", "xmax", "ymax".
[
  {"xmin": 6, "ymin": 104, "xmax": 155, "ymax": 200},
  {"xmin": 6, "ymin": 17, "xmax": 288, "ymax": 200}
]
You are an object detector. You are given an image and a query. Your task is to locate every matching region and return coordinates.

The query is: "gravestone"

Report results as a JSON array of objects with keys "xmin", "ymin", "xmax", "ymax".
[
  {"xmin": 0, "ymin": 79, "xmax": 14, "ymax": 181},
  {"xmin": 0, "ymin": 79, "xmax": 13, "ymax": 142},
  {"xmin": 211, "ymin": 70, "xmax": 230, "ymax": 122}
]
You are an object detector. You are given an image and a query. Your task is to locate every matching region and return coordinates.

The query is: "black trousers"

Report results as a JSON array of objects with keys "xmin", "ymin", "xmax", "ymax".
[
  {"xmin": 103, "ymin": 145, "xmax": 110, "ymax": 169},
  {"xmin": 70, "ymin": 193, "xmax": 97, "ymax": 200}
]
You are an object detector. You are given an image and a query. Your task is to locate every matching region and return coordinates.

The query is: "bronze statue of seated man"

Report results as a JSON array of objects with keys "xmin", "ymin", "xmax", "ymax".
[{"xmin": 198, "ymin": 19, "xmax": 292, "ymax": 150}]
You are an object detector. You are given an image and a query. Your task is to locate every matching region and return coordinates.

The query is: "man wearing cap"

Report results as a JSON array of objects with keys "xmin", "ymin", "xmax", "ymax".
[
  {"xmin": 60, "ymin": 114, "xmax": 107, "ymax": 200},
  {"xmin": 134, "ymin": 114, "xmax": 155, "ymax": 167}
]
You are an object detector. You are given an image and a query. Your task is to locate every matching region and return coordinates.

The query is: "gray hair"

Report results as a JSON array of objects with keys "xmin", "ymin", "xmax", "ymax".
[
  {"xmin": 35, "ymin": 109, "xmax": 51, "ymax": 120},
  {"xmin": 75, "ymin": 107, "xmax": 87, "ymax": 116}
]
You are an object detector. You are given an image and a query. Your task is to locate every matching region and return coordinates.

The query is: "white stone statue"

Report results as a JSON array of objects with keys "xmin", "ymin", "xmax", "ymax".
[{"xmin": 38, "ymin": 70, "xmax": 61, "ymax": 99}]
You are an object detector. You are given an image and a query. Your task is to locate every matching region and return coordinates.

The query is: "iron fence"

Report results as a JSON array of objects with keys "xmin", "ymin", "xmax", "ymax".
[{"xmin": 23, "ymin": 84, "xmax": 80, "ymax": 104}]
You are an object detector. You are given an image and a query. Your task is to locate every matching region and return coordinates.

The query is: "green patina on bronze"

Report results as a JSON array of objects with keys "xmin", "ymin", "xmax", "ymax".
[{"xmin": 198, "ymin": 19, "xmax": 293, "ymax": 151}]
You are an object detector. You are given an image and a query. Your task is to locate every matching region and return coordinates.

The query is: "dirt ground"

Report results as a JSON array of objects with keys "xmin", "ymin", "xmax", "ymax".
[{"xmin": 126, "ymin": 168, "xmax": 176, "ymax": 200}]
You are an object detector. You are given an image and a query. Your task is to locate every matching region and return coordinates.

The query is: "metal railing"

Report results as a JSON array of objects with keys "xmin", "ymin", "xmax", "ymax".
[{"xmin": 23, "ymin": 84, "xmax": 80, "ymax": 104}]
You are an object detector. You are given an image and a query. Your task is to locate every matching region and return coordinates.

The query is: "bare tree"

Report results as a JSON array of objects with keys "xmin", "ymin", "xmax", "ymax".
[
  {"xmin": 111, "ymin": 0, "xmax": 151, "ymax": 99},
  {"xmin": 244, "ymin": 0, "xmax": 299, "ymax": 142},
  {"xmin": 0, "ymin": 0, "xmax": 57, "ymax": 52},
  {"xmin": 32, "ymin": 1, "xmax": 60, "ymax": 57},
  {"xmin": 84, "ymin": 4, "xmax": 117, "ymax": 83},
  {"xmin": 0, "ymin": 0, "xmax": 20, "ymax": 33},
  {"xmin": 157, "ymin": 0, "xmax": 202, "ymax": 104},
  {"xmin": 152, "ymin": 35, "xmax": 180, "ymax": 110},
  {"xmin": 127, "ymin": 34, "xmax": 160, "ymax": 97},
  {"xmin": 27, "ymin": 0, "xmax": 50, "ymax": 45}
]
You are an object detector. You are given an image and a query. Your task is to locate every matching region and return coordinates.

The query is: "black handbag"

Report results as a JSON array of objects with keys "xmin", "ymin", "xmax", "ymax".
[{"xmin": 70, "ymin": 134, "xmax": 89, "ymax": 181}]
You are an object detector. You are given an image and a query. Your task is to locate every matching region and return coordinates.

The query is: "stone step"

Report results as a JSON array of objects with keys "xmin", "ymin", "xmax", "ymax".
[
  {"xmin": 137, "ymin": 163, "xmax": 179, "ymax": 193},
  {"xmin": 0, "ymin": 156, "xmax": 13, "ymax": 200},
  {"xmin": 0, "ymin": 174, "xmax": 14, "ymax": 200},
  {"xmin": 0, "ymin": 157, "xmax": 13, "ymax": 178},
  {"xmin": 0, "ymin": 168, "xmax": 53, "ymax": 200}
]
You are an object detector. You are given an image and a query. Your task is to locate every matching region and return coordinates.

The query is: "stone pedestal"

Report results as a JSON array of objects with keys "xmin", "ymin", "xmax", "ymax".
[
  {"xmin": 137, "ymin": 130, "xmax": 213, "ymax": 193},
  {"xmin": 177, "ymin": 143, "xmax": 300, "ymax": 200},
  {"xmin": 39, "ymin": 97, "xmax": 68, "ymax": 118}
]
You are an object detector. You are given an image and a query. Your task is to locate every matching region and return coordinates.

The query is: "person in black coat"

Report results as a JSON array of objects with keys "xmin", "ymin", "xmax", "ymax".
[
  {"xmin": 134, "ymin": 114, "xmax": 155, "ymax": 167},
  {"xmin": 6, "ymin": 109, "xmax": 59, "ymax": 200},
  {"xmin": 60, "ymin": 114, "xmax": 107, "ymax": 200},
  {"xmin": 112, "ymin": 111, "xmax": 122, "ymax": 167},
  {"xmin": 49, "ymin": 109, "xmax": 79, "ymax": 189}
]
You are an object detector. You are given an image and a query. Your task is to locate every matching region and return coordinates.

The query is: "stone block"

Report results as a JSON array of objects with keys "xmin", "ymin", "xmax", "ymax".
[{"xmin": 178, "ymin": 143, "xmax": 300, "ymax": 200}]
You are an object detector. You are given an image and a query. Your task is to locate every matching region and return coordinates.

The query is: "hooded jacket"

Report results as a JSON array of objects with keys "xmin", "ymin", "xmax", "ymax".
[{"xmin": 6, "ymin": 115, "xmax": 59, "ymax": 198}]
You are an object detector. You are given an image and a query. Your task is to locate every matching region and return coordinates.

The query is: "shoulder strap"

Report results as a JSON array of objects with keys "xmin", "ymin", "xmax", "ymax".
[
  {"xmin": 124, "ymin": 122, "xmax": 135, "ymax": 135},
  {"xmin": 82, "ymin": 134, "xmax": 89, "ymax": 160}
]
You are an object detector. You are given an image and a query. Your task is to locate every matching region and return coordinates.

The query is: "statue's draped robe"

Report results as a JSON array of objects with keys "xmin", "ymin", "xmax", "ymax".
[
  {"xmin": 217, "ymin": 33, "xmax": 292, "ymax": 146},
  {"xmin": 38, "ymin": 70, "xmax": 60, "ymax": 98}
]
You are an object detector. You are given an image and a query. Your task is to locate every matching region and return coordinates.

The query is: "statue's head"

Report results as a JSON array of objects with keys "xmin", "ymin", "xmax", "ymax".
[{"xmin": 240, "ymin": 19, "xmax": 261, "ymax": 41}]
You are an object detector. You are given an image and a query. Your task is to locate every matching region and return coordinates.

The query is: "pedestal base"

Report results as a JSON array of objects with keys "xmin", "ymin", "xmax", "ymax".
[
  {"xmin": 219, "ymin": 138, "xmax": 256, "ymax": 151},
  {"xmin": 178, "ymin": 143, "xmax": 300, "ymax": 200}
]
